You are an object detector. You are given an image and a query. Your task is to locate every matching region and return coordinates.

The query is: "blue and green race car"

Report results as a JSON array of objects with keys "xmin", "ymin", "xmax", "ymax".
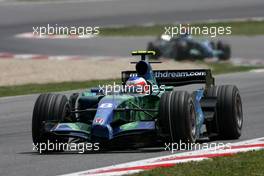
[{"xmin": 32, "ymin": 51, "xmax": 242, "ymax": 152}]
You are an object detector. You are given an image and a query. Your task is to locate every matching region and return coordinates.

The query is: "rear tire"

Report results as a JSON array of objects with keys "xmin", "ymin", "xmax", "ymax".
[
  {"xmin": 210, "ymin": 41, "xmax": 216, "ymax": 50},
  {"xmin": 173, "ymin": 41, "xmax": 189, "ymax": 60},
  {"xmin": 206, "ymin": 85, "xmax": 243, "ymax": 140},
  {"xmin": 217, "ymin": 41, "xmax": 231, "ymax": 60},
  {"xmin": 159, "ymin": 91, "xmax": 196, "ymax": 143},
  {"xmin": 32, "ymin": 94, "xmax": 71, "ymax": 152},
  {"xmin": 147, "ymin": 42, "xmax": 160, "ymax": 59}
]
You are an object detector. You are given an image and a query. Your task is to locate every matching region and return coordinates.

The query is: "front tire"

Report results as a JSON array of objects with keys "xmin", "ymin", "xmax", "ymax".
[
  {"xmin": 32, "ymin": 94, "xmax": 71, "ymax": 152},
  {"xmin": 159, "ymin": 91, "xmax": 197, "ymax": 143}
]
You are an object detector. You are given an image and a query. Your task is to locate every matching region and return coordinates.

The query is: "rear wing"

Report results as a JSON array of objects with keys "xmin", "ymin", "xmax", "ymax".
[{"xmin": 121, "ymin": 69, "xmax": 215, "ymax": 87}]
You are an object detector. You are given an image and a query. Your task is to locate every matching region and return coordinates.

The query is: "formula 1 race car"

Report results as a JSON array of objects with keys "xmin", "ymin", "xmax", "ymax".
[
  {"xmin": 32, "ymin": 51, "xmax": 242, "ymax": 153},
  {"xmin": 147, "ymin": 35, "xmax": 231, "ymax": 60}
]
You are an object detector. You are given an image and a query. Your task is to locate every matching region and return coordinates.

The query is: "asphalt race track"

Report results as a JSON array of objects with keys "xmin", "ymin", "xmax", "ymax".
[
  {"xmin": 3, "ymin": 36, "xmax": 264, "ymax": 59},
  {"xmin": 0, "ymin": 0, "xmax": 264, "ymax": 58},
  {"xmin": 0, "ymin": 71, "xmax": 264, "ymax": 176},
  {"xmin": 1, "ymin": 0, "xmax": 264, "ymax": 27}
]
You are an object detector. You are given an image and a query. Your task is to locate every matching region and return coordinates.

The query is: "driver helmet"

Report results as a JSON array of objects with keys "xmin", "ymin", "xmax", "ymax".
[{"xmin": 125, "ymin": 76, "xmax": 149, "ymax": 94}]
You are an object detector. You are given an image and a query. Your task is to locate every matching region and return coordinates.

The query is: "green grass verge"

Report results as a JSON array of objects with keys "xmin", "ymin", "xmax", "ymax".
[
  {"xmin": 203, "ymin": 62, "xmax": 261, "ymax": 75},
  {"xmin": 0, "ymin": 63, "xmax": 261, "ymax": 98},
  {"xmin": 133, "ymin": 150, "xmax": 264, "ymax": 176},
  {"xmin": 100, "ymin": 20, "xmax": 264, "ymax": 36},
  {"xmin": 0, "ymin": 79, "xmax": 119, "ymax": 98}
]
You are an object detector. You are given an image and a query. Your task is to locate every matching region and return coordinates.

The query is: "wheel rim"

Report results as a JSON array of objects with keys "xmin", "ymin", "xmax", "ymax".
[
  {"xmin": 190, "ymin": 103, "xmax": 196, "ymax": 139},
  {"xmin": 235, "ymin": 94, "xmax": 243, "ymax": 128},
  {"xmin": 62, "ymin": 103, "xmax": 72, "ymax": 122}
]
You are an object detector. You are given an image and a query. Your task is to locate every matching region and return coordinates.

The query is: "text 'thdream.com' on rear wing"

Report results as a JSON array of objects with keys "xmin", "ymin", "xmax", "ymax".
[{"xmin": 122, "ymin": 69, "xmax": 215, "ymax": 87}]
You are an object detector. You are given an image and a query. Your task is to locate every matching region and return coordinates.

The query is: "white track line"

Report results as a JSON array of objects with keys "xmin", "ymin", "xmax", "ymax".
[
  {"xmin": 0, "ymin": 52, "xmax": 128, "ymax": 61},
  {"xmin": 1, "ymin": 52, "xmax": 263, "ymax": 66},
  {"xmin": 60, "ymin": 137, "xmax": 264, "ymax": 176},
  {"xmin": 0, "ymin": 0, "xmax": 119, "ymax": 6},
  {"xmin": 15, "ymin": 32, "xmax": 96, "ymax": 39},
  {"xmin": 251, "ymin": 69, "xmax": 264, "ymax": 73},
  {"xmin": 0, "ymin": 52, "xmax": 82, "ymax": 60},
  {"xmin": 231, "ymin": 57, "xmax": 264, "ymax": 66}
]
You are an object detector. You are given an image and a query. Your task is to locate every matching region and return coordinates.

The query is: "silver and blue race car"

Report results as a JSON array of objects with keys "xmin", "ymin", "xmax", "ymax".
[{"xmin": 147, "ymin": 35, "xmax": 231, "ymax": 60}]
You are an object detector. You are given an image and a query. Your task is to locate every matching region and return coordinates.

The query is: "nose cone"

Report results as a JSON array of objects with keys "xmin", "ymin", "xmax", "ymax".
[
  {"xmin": 91, "ymin": 97, "xmax": 123, "ymax": 141},
  {"xmin": 92, "ymin": 106, "xmax": 113, "ymax": 140}
]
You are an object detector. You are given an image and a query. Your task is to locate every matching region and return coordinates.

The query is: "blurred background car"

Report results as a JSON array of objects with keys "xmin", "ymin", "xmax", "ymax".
[{"xmin": 147, "ymin": 34, "xmax": 231, "ymax": 61}]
